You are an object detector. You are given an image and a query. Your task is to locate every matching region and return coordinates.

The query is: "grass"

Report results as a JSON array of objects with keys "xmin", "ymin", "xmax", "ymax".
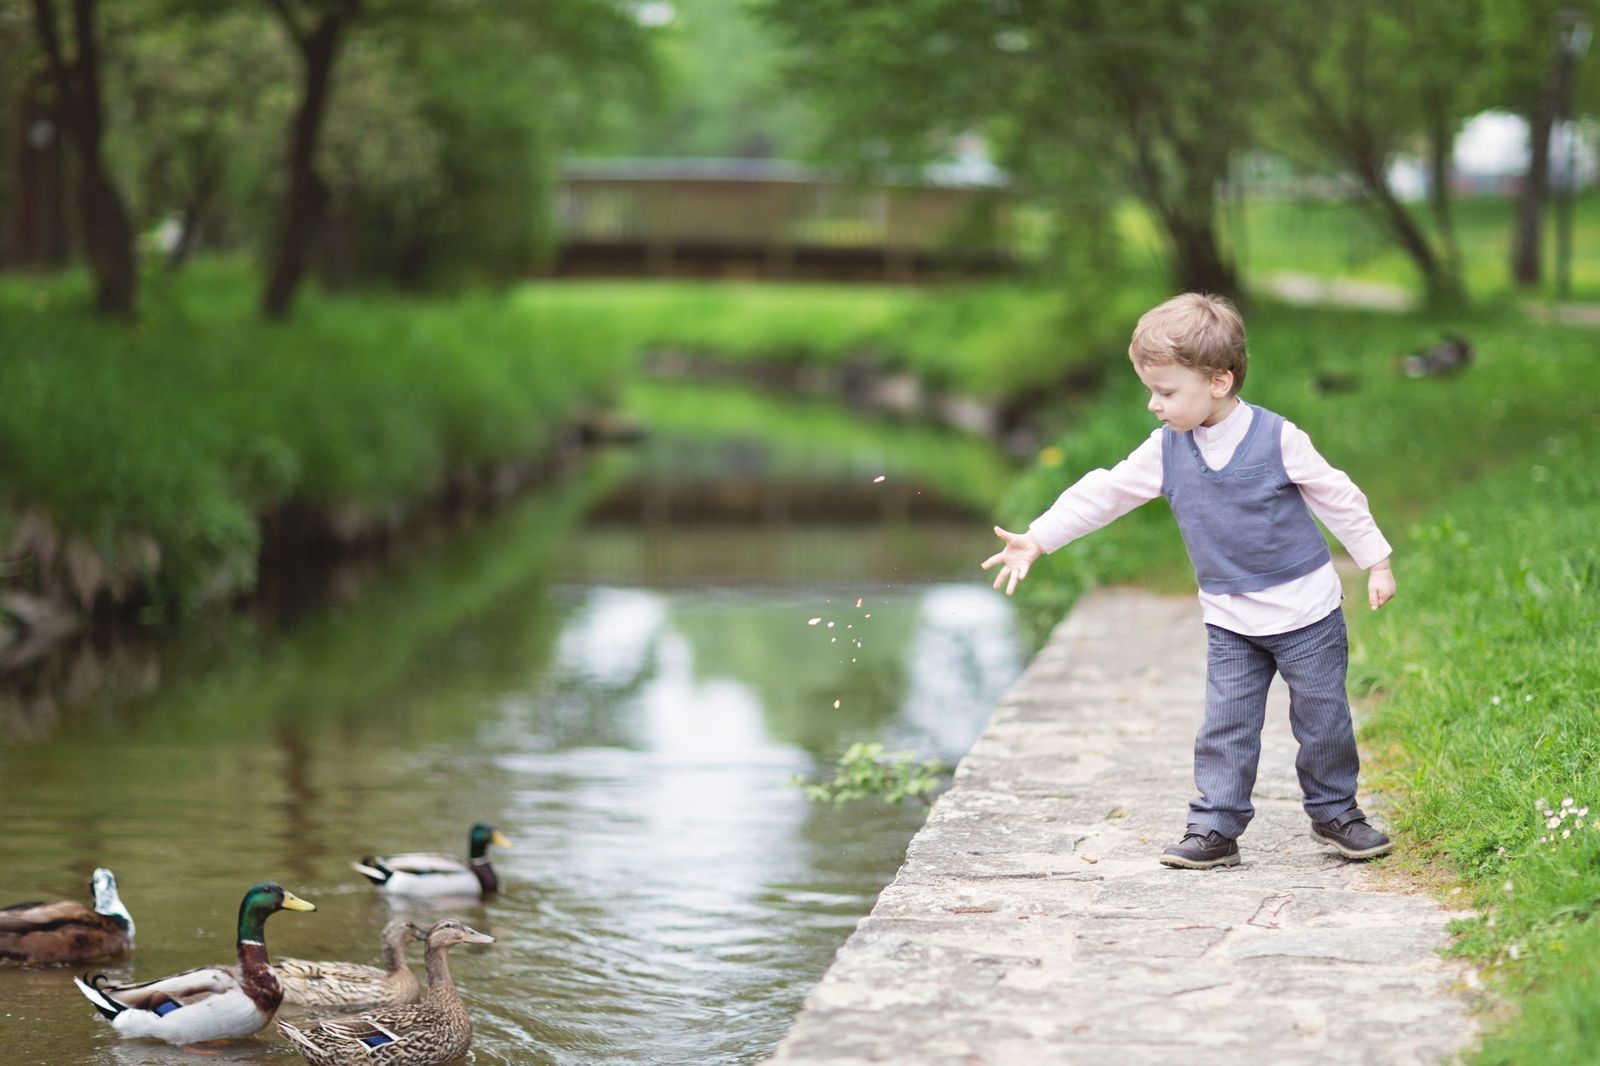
[
  {"xmin": 1357, "ymin": 430, "xmax": 1600, "ymax": 1064},
  {"xmin": 513, "ymin": 279, "xmax": 1145, "ymax": 398},
  {"xmin": 1236, "ymin": 192, "xmax": 1600, "ymax": 306},
  {"xmin": 0, "ymin": 262, "xmax": 633, "ymax": 611},
  {"xmin": 995, "ymin": 298, "xmax": 1599, "ymax": 1061}
]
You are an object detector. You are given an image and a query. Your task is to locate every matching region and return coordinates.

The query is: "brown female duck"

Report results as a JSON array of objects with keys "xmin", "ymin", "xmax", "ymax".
[
  {"xmin": 273, "ymin": 919, "xmax": 425, "ymax": 1009},
  {"xmin": 278, "ymin": 918, "xmax": 494, "ymax": 1065}
]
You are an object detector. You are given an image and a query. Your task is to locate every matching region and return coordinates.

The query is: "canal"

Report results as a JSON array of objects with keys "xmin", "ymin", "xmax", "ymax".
[{"xmin": 0, "ymin": 382, "xmax": 1023, "ymax": 1064}]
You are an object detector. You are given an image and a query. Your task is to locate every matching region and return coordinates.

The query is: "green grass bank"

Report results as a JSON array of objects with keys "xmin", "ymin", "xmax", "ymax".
[
  {"xmin": 997, "ymin": 301, "xmax": 1599, "ymax": 1061},
  {"xmin": 2, "ymin": 266, "xmax": 1107, "ymax": 616}
]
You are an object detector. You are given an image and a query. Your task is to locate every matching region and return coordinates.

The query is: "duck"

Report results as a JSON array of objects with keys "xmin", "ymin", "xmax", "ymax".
[
  {"xmin": 352, "ymin": 823, "xmax": 510, "ymax": 897},
  {"xmin": 278, "ymin": 918, "xmax": 495, "ymax": 1066},
  {"xmin": 73, "ymin": 881, "xmax": 315, "ymax": 1044},
  {"xmin": 1, "ymin": 867, "xmax": 135, "ymax": 965},
  {"xmin": 273, "ymin": 919, "xmax": 426, "ymax": 1009}
]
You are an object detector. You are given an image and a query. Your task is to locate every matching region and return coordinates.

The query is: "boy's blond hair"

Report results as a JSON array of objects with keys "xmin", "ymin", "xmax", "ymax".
[{"xmin": 1128, "ymin": 293, "xmax": 1247, "ymax": 394}]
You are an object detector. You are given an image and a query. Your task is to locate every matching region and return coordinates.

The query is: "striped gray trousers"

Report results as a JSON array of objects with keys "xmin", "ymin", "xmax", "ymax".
[{"xmin": 1189, "ymin": 607, "xmax": 1359, "ymax": 839}]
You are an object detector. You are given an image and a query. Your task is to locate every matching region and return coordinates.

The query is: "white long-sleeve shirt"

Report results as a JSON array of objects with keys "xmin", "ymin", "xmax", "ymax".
[{"xmin": 1027, "ymin": 401, "xmax": 1391, "ymax": 636}]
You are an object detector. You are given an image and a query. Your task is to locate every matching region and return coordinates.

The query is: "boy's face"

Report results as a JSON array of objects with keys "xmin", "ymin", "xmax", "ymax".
[{"xmin": 1134, "ymin": 361, "xmax": 1235, "ymax": 432}]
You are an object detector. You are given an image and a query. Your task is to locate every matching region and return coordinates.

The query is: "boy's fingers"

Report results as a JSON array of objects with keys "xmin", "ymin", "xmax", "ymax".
[
  {"xmin": 981, "ymin": 552, "xmax": 1001, "ymax": 570},
  {"xmin": 992, "ymin": 568, "xmax": 1007, "ymax": 591}
]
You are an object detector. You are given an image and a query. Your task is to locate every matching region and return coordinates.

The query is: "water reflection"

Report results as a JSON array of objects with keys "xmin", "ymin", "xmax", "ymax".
[{"xmin": 1, "ymin": 438, "xmax": 1020, "ymax": 1064}]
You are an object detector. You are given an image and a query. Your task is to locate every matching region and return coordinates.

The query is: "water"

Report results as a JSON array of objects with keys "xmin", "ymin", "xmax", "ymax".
[{"xmin": 0, "ymin": 493, "xmax": 1020, "ymax": 1063}]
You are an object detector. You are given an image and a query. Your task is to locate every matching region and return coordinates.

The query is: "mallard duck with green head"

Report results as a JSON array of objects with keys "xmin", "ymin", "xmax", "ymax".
[
  {"xmin": 278, "ymin": 918, "xmax": 494, "ymax": 1065},
  {"xmin": 73, "ymin": 881, "xmax": 315, "ymax": 1044},
  {"xmin": 273, "ymin": 919, "xmax": 425, "ymax": 1009},
  {"xmin": 352, "ymin": 823, "xmax": 510, "ymax": 897},
  {"xmin": 1, "ymin": 867, "xmax": 135, "ymax": 965}
]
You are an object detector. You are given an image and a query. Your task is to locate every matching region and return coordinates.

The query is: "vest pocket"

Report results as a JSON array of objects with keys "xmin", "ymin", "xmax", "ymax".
[{"xmin": 1232, "ymin": 463, "xmax": 1270, "ymax": 480}]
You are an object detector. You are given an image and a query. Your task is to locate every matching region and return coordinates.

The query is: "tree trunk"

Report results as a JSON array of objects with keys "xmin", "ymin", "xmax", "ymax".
[
  {"xmin": 261, "ymin": 7, "xmax": 352, "ymax": 319},
  {"xmin": 1511, "ymin": 39, "xmax": 1565, "ymax": 289},
  {"xmin": 1165, "ymin": 211, "xmax": 1240, "ymax": 297},
  {"xmin": 1425, "ymin": 99, "xmax": 1462, "ymax": 287},
  {"xmin": 30, "ymin": 0, "xmax": 137, "ymax": 317},
  {"xmin": 5, "ymin": 66, "xmax": 70, "ymax": 268}
]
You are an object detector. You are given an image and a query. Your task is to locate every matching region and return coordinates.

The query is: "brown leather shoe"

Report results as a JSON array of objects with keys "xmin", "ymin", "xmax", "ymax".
[
  {"xmin": 1159, "ymin": 826, "xmax": 1240, "ymax": 869},
  {"xmin": 1311, "ymin": 807, "xmax": 1393, "ymax": 859}
]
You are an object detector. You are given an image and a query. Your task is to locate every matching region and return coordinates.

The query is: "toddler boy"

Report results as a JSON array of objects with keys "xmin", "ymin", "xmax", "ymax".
[{"xmin": 982, "ymin": 293, "xmax": 1395, "ymax": 868}]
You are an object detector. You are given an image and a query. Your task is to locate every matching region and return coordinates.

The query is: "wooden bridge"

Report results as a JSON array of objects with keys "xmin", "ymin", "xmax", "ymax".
[{"xmin": 552, "ymin": 159, "xmax": 1016, "ymax": 281}]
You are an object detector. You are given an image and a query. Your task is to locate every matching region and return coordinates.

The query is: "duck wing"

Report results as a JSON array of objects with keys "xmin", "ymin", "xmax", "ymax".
[
  {"xmin": 0, "ymin": 900, "xmax": 100, "ymax": 929},
  {"xmin": 1, "ymin": 902, "xmax": 129, "ymax": 963},
  {"xmin": 376, "ymin": 852, "xmax": 467, "ymax": 874},
  {"xmin": 92, "ymin": 965, "xmax": 239, "ymax": 1009}
]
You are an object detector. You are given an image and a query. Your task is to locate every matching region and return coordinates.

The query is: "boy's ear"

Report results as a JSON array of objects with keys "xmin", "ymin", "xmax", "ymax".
[{"xmin": 1210, "ymin": 370, "xmax": 1235, "ymax": 398}]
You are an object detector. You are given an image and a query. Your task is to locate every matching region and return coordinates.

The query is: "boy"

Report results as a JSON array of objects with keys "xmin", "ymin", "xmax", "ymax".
[{"xmin": 982, "ymin": 293, "xmax": 1396, "ymax": 869}]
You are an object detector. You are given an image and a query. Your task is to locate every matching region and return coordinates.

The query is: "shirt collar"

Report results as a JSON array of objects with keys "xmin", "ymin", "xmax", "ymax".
[{"xmin": 1193, "ymin": 397, "xmax": 1251, "ymax": 446}]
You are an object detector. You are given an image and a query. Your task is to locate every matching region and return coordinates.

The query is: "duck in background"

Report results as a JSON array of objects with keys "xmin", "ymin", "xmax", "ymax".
[
  {"xmin": 352, "ymin": 823, "xmax": 510, "ymax": 897},
  {"xmin": 74, "ymin": 881, "xmax": 315, "ymax": 1044},
  {"xmin": 274, "ymin": 919, "xmax": 426, "ymax": 1009},
  {"xmin": 0, "ymin": 868, "xmax": 135, "ymax": 965},
  {"xmin": 278, "ymin": 918, "xmax": 495, "ymax": 1066}
]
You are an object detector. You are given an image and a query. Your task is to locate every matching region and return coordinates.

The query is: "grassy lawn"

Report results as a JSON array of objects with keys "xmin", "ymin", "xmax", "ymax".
[
  {"xmin": 996, "ymin": 299, "xmax": 1599, "ymax": 1061},
  {"xmin": 1237, "ymin": 193, "xmax": 1600, "ymax": 306}
]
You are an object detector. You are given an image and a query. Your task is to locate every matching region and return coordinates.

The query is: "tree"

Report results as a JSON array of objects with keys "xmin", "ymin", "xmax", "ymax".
[
  {"xmin": 27, "ymin": 0, "xmax": 137, "ymax": 315},
  {"xmin": 1261, "ymin": 0, "xmax": 1484, "ymax": 308},
  {"xmin": 1481, "ymin": 1, "xmax": 1600, "ymax": 288},
  {"xmin": 759, "ymin": 0, "xmax": 1263, "ymax": 298}
]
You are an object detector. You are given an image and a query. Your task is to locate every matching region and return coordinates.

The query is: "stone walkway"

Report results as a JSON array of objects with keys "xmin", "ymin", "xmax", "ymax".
[{"xmin": 766, "ymin": 589, "xmax": 1479, "ymax": 1065}]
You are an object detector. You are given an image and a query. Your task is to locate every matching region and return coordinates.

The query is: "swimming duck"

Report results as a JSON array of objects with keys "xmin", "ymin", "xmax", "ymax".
[
  {"xmin": 273, "ymin": 919, "xmax": 426, "ymax": 1009},
  {"xmin": 73, "ymin": 881, "xmax": 315, "ymax": 1044},
  {"xmin": 0, "ymin": 867, "xmax": 135, "ymax": 965},
  {"xmin": 352, "ymin": 823, "xmax": 510, "ymax": 897},
  {"xmin": 278, "ymin": 918, "xmax": 494, "ymax": 1066}
]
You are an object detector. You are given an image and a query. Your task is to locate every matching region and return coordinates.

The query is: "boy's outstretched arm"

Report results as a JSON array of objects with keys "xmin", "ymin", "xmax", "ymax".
[
  {"xmin": 982, "ymin": 526, "xmax": 1043, "ymax": 596},
  {"xmin": 1367, "ymin": 557, "xmax": 1395, "ymax": 611}
]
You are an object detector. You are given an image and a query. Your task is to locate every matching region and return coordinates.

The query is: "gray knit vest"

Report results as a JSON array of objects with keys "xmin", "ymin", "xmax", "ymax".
[{"xmin": 1160, "ymin": 403, "xmax": 1331, "ymax": 595}]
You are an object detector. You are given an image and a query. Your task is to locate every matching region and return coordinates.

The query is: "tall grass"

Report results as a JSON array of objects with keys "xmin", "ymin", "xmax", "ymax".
[{"xmin": 0, "ymin": 264, "xmax": 632, "ymax": 609}]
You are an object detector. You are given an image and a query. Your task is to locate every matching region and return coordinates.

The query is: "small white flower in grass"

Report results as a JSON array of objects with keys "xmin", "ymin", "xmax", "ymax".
[
  {"xmin": 1548, "ymin": 816, "xmax": 1562, "ymax": 829},
  {"xmin": 1536, "ymin": 798, "xmax": 1548, "ymax": 810},
  {"xmin": 1509, "ymin": 944, "xmax": 1521, "ymax": 960},
  {"xmin": 1563, "ymin": 797, "xmax": 1575, "ymax": 808},
  {"xmin": 1503, "ymin": 881, "xmax": 1515, "ymax": 894},
  {"xmin": 1579, "ymin": 807, "xmax": 1590, "ymax": 817},
  {"xmin": 1492, "ymin": 696, "xmax": 1501, "ymax": 705},
  {"xmin": 873, "ymin": 475, "xmax": 886, "ymax": 483},
  {"xmin": 832, "ymin": 699, "xmax": 841, "ymax": 709},
  {"xmin": 1497, "ymin": 846, "xmax": 1506, "ymax": 856},
  {"xmin": 1540, "ymin": 835, "xmax": 1548, "ymax": 844},
  {"xmin": 827, "ymin": 621, "xmax": 835, "ymax": 628},
  {"xmin": 1563, "ymin": 829, "xmax": 1571, "ymax": 838},
  {"xmin": 1525, "ymin": 695, "xmax": 1534, "ymax": 702},
  {"xmin": 807, "ymin": 618, "xmax": 821, "ymax": 626}
]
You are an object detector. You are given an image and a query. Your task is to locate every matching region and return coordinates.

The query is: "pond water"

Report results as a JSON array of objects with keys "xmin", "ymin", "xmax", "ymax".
[{"xmin": 0, "ymin": 401, "xmax": 1022, "ymax": 1064}]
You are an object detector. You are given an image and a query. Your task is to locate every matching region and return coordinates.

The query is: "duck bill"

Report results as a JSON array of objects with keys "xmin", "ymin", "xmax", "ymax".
[
  {"xmin": 280, "ymin": 890, "xmax": 317, "ymax": 912},
  {"xmin": 463, "ymin": 926, "xmax": 496, "ymax": 945},
  {"xmin": 490, "ymin": 831, "xmax": 511, "ymax": 848}
]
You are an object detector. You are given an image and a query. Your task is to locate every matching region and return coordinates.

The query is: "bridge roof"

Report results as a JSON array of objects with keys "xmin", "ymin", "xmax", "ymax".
[{"xmin": 558, "ymin": 157, "xmax": 1011, "ymax": 190}]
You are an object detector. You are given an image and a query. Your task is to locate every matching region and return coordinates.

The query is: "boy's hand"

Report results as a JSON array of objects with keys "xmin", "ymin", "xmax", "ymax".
[
  {"xmin": 1367, "ymin": 559, "xmax": 1396, "ymax": 611},
  {"xmin": 982, "ymin": 526, "xmax": 1043, "ymax": 596}
]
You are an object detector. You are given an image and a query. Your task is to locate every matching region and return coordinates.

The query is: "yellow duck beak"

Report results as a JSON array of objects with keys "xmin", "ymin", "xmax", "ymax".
[
  {"xmin": 281, "ymin": 890, "xmax": 317, "ymax": 912},
  {"xmin": 491, "ymin": 830, "xmax": 512, "ymax": 848}
]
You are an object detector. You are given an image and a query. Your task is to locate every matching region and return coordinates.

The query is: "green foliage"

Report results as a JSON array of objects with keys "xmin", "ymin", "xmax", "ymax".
[
  {"xmin": 1354, "ymin": 432, "xmax": 1600, "ymax": 1064},
  {"xmin": 0, "ymin": 262, "xmax": 631, "ymax": 611},
  {"xmin": 792, "ymin": 742, "xmax": 950, "ymax": 807}
]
